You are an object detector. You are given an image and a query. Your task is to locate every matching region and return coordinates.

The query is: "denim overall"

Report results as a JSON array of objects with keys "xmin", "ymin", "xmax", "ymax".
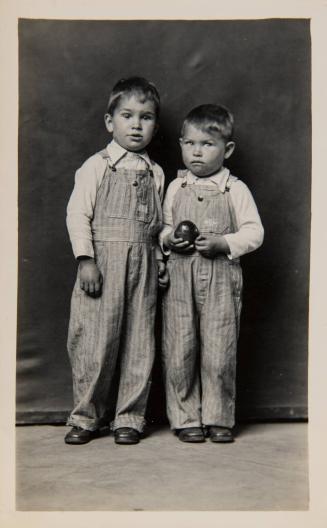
[
  {"xmin": 67, "ymin": 150, "xmax": 162, "ymax": 432},
  {"xmin": 162, "ymin": 170, "xmax": 242, "ymax": 430}
]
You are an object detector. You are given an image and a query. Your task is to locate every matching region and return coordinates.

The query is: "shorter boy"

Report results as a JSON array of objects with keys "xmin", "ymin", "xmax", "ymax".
[{"xmin": 160, "ymin": 104, "xmax": 264, "ymax": 443}]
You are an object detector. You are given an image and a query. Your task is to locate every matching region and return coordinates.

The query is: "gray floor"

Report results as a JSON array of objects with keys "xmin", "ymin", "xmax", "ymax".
[{"xmin": 16, "ymin": 422, "xmax": 308, "ymax": 511}]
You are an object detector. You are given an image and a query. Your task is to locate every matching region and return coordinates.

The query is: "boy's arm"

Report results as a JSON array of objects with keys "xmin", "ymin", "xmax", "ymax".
[
  {"xmin": 158, "ymin": 179, "xmax": 193, "ymax": 254},
  {"xmin": 223, "ymin": 180, "xmax": 264, "ymax": 259},
  {"xmin": 66, "ymin": 155, "xmax": 104, "ymax": 259},
  {"xmin": 158, "ymin": 179, "xmax": 175, "ymax": 253},
  {"xmin": 67, "ymin": 155, "xmax": 106, "ymax": 296},
  {"xmin": 152, "ymin": 163, "xmax": 165, "ymax": 203},
  {"xmin": 152, "ymin": 163, "xmax": 168, "ymax": 261},
  {"xmin": 152, "ymin": 164, "xmax": 174, "ymax": 256},
  {"xmin": 152, "ymin": 164, "xmax": 169, "ymax": 288},
  {"xmin": 152, "ymin": 163, "xmax": 167, "ymax": 260}
]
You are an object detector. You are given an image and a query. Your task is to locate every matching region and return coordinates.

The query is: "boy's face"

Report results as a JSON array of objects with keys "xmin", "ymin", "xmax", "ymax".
[
  {"xmin": 180, "ymin": 123, "xmax": 235, "ymax": 177},
  {"xmin": 105, "ymin": 94, "xmax": 157, "ymax": 152}
]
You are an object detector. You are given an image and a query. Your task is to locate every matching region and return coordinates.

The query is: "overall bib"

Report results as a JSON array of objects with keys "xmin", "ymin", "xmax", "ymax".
[
  {"xmin": 67, "ymin": 150, "xmax": 162, "ymax": 432},
  {"xmin": 162, "ymin": 170, "xmax": 242, "ymax": 430}
]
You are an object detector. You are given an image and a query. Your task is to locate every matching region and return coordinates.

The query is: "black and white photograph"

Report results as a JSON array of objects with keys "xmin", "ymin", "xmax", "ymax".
[{"xmin": 1, "ymin": 0, "xmax": 327, "ymax": 527}]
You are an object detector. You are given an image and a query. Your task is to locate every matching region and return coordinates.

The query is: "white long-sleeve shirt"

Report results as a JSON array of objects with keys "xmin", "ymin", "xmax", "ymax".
[
  {"xmin": 66, "ymin": 140, "xmax": 165, "ymax": 259},
  {"xmin": 159, "ymin": 167, "xmax": 264, "ymax": 260}
]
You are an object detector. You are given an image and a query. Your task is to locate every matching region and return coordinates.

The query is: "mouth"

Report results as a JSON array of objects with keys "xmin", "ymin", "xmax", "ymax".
[
  {"xmin": 191, "ymin": 161, "xmax": 204, "ymax": 165},
  {"xmin": 128, "ymin": 134, "xmax": 143, "ymax": 140}
]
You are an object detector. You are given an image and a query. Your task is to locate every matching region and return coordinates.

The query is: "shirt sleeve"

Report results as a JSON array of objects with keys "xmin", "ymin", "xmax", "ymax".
[
  {"xmin": 152, "ymin": 163, "xmax": 165, "ymax": 202},
  {"xmin": 223, "ymin": 180, "xmax": 264, "ymax": 259},
  {"xmin": 66, "ymin": 155, "xmax": 105, "ymax": 259},
  {"xmin": 149, "ymin": 163, "xmax": 165, "ymax": 260},
  {"xmin": 158, "ymin": 178, "xmax": 181, "ymax": 254}
]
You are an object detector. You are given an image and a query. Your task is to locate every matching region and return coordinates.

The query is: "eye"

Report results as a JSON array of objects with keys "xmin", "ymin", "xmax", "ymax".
[
  {"xmin": 142, "ymin": 114, "xmax": 154, "ymax": 121},
  {"xmin": 121, "ymin": 112, "xmax": 131, "ymax": 119},
  {"xmin": 183, "ymin": 140, "xmax": 193, "ymax": 145},
  {"xmin": 204, "ymin": 142, "xmax": 214, "ymax": 147}
]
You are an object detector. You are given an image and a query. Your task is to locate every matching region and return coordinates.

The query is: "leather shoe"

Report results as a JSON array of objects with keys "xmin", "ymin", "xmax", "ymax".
[
  {"xmin": 64, "ymin": 426, "xmax": 99, "ymax": 445},
  {"xmin": 114, "ymin": 427, "xmax": 140, "ymax": 445},
  {"xmin": 207, "ymin": 426, "xmax": 234, "ymax": 443},
  {"xmin": 178, "ymin": 427, "xmax": 205, "ymax": 443}
]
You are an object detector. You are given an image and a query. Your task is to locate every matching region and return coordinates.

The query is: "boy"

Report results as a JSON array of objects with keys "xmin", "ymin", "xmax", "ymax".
[
  {"xmin": 65, "ymin": 77, "xmax": 167, "ymax": 445},
  {"xmin": 160, "ymin": 104, "xmax": 264, "ymax": 443}
]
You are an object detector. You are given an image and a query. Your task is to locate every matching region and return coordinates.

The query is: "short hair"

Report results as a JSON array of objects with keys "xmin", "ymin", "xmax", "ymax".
[
  {"xmin": 181, "ymin": 104, "xmax": 234, "ymax": 141},
  {"xmin": 106, "ymin": 76, "xmax": 160, "ymax": 118}
]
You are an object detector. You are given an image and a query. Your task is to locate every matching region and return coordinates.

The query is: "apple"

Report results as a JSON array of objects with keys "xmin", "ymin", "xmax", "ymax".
[{"xmin": 174, "ymin": 220, "xmax": 200, "ymax": 243}]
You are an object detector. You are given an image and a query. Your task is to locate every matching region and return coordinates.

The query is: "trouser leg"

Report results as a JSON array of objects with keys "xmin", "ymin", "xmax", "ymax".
[
  {"xmin": 162, "ymin": 257, "xmax": 201, "ymax": 430},
  {"xmin": 66, "ymin": 242, "xmax": 127, "ymax": 431},
  {"xmin": 200, "ymin": 260, "xmax": 242, "ymax": 429},
  {"xmin": 113, "ymin": 245, "xmax": 157, "ymax": 432}
]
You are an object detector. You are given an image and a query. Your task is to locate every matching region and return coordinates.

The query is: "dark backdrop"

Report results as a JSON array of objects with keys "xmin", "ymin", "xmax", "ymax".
[{"xmin": 17, "ymin": 19, "xmax": 311, "ymax": 424}]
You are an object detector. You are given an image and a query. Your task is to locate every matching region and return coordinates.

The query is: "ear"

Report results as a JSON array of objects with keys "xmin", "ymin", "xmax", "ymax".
[
  {"xmin": 104, "ymin": 113, "xmax": 114, "ymax": 134},
  {"xmin": 179, "ymin": 137, "xmax": 183, "ymax": 147},
  {"xmin": 224, "ymin": 141, "xmax": 235, "ymax": 160},
  {"xmin": 153, "ymin": 122, "xmax": 159, "ymax": 136}
]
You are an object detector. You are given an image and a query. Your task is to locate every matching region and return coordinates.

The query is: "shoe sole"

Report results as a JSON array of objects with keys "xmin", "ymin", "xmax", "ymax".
[
  {"xmin": 179, "ymin": 436, "xmax": 205, "ymax": 443},
  {"xmin": 210, "ymin": 437, "xmax": 234, "ymax": 443},
  {"xmin": 64, "ymin": 437, "xmax": 91, "ymax": 445},
  {"xmin": 114, "ymin": 438, "xmax": 139, "ymax": 445},
  {"xmin": 64, "ymin": 430, "xmax": 100, "ymax": 445}
]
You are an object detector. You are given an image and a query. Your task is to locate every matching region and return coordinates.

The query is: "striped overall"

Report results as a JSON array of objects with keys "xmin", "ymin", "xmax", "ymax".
[
  {"xmin": 67, "ymin": 150, "xmax": 162, "ymax": 432},
  {"xmin": 162, "ymin": 170, "xmax": 242, "ymax": 430}
]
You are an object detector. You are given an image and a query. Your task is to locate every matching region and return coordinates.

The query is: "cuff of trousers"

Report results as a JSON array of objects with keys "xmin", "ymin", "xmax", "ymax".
[
  {"xmin": 170, "ymin": 421, "xmax": 202, "ymax": 431},
  {"xmin": 202, "ymin": 422, "xmax": 235, "ymax": 429},
  {"xmin": 111, "ymin": 417, "xmax": 146, "ymax": 433},
  {"xmin": 66, "ymin": 416, "xmax": 101, "ymax": 432}
]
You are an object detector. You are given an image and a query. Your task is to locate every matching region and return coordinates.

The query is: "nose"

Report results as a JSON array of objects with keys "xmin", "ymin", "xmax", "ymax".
[
  {"xmin": 131, "ymin": 117, "xmax": 142, "ymax": 129},
  {"xmin": 193, "ymin": 145, "xmax": 202, "ymax": 157}
]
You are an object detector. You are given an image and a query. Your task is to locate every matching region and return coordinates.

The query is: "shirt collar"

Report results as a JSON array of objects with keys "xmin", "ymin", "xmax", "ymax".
[
  {"xmin": 186, "ymin": 166, "xmax": 230, "ymax": 192},
  {"xmin": 106, "ymin": 140, "xmax": 152, "ymax": 167}
]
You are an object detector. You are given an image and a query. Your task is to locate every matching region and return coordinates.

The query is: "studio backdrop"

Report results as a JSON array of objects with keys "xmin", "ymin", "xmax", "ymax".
[{"xmin": 17, "ymin": 19, "xmax": 311, "ymax": 424}]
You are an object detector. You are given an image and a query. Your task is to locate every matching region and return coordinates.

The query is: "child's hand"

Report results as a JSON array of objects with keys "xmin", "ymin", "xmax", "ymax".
[
  {"xmin": 157, "ymin": 260, "xmax": 169, "ymax": 289},
  {"xmin": 195, "ymin": 234, "xmax": 229, "ymax": 258},
  {"xmin": 79, "ymin": 258, "xmax": 103, "ymax": 297},
  {"xmin": 164, "ymin": 232, "xmax": 194, "ymax": 254}
]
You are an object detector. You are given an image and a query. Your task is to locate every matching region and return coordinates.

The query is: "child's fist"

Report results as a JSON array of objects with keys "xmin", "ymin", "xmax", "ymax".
[
  {"xmin": 195, "ymin": 235, "xmax": 229, "ymax": 258},
  {"xmin": 164, "ymin": 231, "xmax": 194, "ymax": 254},
  {"xmin": 78, "ymin": 258, "xmax": 103, "ymax": 297},
  {"xmin": 158, "ymin": 260, "xmax": 169, "ymax": 289}
]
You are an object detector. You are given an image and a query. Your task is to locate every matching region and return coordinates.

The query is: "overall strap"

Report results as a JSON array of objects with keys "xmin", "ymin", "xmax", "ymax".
[
  {"xmin": 177, "ymin": 169, "xmax": 188, "ymax": 188},
  {"xmin": 147, "ymin": 161, "xmax": 162, "ymax": 223},
  {"xmin": 225, "ymin": 173, "xmax": 238, "ymax": 191},
  {"xmin": 98, "ymin": 148, "xmax": 119, "ymax": 172},
  {"xmin": 145, "ymin": 159, "xmax": 154, "ymax": 179},
  {"xmin": 225, "ymin": 174, "xmax": 239, "ymax": 234}
]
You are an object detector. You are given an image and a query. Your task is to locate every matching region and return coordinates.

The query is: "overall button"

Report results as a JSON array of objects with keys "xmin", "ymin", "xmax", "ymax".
[
  {"xmin": 198, "ymin": 196, "xmax": 203, "ymax": 201},
  {"xmin": 132, "ymin": 181, "xmax": 138, "ymax": 186},
  {"xmin": 181, "ymin": 181, "xmax": 187, "ymax": 188},
  {"xmin": 111, "ymin": 166, "xmax": 116, "ymax": 172}
]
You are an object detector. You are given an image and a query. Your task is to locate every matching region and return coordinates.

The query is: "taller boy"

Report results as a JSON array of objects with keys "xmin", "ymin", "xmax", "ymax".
[
  {"xmin": 65, "ymin": 77, "xmax": 166, "ymax": 445},
  {"xmin": 161, "ymin": 104, "xmax": 264, "ymax": 443}
]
